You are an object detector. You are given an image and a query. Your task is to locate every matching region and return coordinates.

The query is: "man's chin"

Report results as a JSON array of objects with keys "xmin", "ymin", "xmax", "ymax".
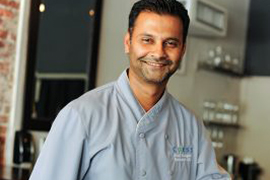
[{"xmin": 142, "ymin": 74, "xmax": 170, "ymax": 85}]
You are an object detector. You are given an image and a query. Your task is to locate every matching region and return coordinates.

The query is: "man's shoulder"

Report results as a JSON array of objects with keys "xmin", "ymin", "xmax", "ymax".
[
  {"xmin": 52, "ymin": 81, "xmax": 117, "ymax": 139},
  {"xmin": 82, "ymin": 81, "xmax": 116, "ymax": 98},
  {"xmin": 68, "ymin": 81, "xmax": 117, "ymax": 110}
]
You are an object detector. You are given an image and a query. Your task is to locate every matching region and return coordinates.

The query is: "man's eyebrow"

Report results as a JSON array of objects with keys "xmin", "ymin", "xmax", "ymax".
[
  {"xmin": 137, "ymin": 33, "xmax": 154, "ymax": 38},
  {"xmin": 136, "ymin": 34, "xmax": 181, "ymax": 42}
]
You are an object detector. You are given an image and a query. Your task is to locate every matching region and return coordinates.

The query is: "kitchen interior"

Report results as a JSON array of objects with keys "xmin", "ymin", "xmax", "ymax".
[{"xmin": 0, "ymin": 0, "xmax": 269, "ymax": 179}]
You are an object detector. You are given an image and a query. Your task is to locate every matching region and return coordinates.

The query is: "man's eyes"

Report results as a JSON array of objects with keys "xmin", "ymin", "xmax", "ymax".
[
  {"xmin": 165, "ymin": 40, "xmax": 178, "ymax": 48},
  {"xmin": 141, "ymin": 38, "xmax": 153, "ymax": 44},
  {"xmin": 140, "ymin": 38, "xmax": 179, "ymax": 48}
]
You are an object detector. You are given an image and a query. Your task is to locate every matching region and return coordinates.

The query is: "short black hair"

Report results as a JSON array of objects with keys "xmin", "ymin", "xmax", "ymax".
[{"xmin": 129, "ymin": 0, "xmax": 190, "ymax": 43}]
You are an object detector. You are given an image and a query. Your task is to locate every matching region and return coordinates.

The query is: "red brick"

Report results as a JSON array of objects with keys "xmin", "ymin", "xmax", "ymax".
[
  {"xmin": 0, "ymin": 116, "xmax": 8, "ymax": 123},
  {"xmin": 0, "ymin": 126, "xmax": 6, "ymax": 136},
  {"xmin": 0, "ymin": 62, "xmax": 10, "ymax": 74},
  {"xmin": 0, "ymin": 8, "xmax": 14, "ymax": 18},
  {"xmin": 0, "ymin": 30, "xmax": 7, "ymax": 39},
  {"xmin": 0, "ymin": 136, "xmax": 5, "ymax": 165},
  {"xmin": 0, "ymin": 52, "xmax": 9, "ymax": 58},
  {"xmin": 0, "ymin": 40, "xmax": 5, "ymax": 47},
  {"xmin": 0, "ymin": 0, "xmax": 20, "ymax": 9},
  {"xmin": 11, "ymin": 33, "xmax": 16, "ymax": 41}
]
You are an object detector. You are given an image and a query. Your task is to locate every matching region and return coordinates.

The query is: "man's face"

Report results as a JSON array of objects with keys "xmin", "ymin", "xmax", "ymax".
[{"xmin": 125, "ymin": 11, "xmax": 186, "ymax": 84}]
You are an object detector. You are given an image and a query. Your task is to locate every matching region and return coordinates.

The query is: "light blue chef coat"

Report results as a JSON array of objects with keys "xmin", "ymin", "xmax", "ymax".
[{"xmin": 29, "ymin": 70, "xmax": 230, "ymax": 180}]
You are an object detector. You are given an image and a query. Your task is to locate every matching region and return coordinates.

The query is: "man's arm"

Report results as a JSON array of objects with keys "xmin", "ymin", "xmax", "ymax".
[{"xmin": 29, "ymin": 106, "xmax": 90, "ymax": 180}]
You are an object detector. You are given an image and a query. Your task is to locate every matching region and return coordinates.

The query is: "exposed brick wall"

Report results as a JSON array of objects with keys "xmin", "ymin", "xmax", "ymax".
[{"xmin": 0, "ymin": 0, "xmax": 20, "ymax": 165}]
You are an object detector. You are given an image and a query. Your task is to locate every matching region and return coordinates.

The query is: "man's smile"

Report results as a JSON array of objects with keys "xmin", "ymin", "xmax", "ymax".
[
  {"xmin": 139, "ymin": 58, "xmax": 172, "ymax": 68},
  {"xmin": 145, "ymin": 61, "xmax": 166, "ymax": 67}
]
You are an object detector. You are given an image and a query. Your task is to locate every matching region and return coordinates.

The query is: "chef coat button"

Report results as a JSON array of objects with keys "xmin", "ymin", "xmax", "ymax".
[
  {"xmin": 212, "ymin": 174, "xmax": 222, "ymax": 179},
  {"xmin": 139, "ymin": 133, "xmax": 145, "ymax": 139},
  {"xmin": 164, "ymin": 134, "xmax": 169, "ymax": 140},
  {"xmin": 168, "ymin": 170, "xmax": 173, "ymax": 175},
  {"xmin": 141, "ymin": 170, "xmax": 147, "ymax": 176}
]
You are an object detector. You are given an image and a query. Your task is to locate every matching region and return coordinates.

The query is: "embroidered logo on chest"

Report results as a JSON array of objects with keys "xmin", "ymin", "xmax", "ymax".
[{"xmin": 172, "ymin": 146, "xmax": 193, "ymax": 162}]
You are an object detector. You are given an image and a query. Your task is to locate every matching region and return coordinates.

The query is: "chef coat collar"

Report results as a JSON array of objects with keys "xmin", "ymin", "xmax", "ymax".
[{"xmin": 116, "ymin": 69, "xmax": 168, "ymax": 129}]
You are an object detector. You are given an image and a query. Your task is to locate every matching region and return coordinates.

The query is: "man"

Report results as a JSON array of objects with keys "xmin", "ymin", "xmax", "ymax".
[{"xmin": 30, "ymin": 0, "xmax": 230, "ymax": 179}]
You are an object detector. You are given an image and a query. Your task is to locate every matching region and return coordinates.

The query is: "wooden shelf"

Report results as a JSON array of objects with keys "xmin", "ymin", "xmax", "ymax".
[
  {"xmin": 198, "ymin": 63, "xmax": 243, "ymax": 77},
  {"xmin": 204, "ymin": 121, "xmax": 241, "ymax": 129}
]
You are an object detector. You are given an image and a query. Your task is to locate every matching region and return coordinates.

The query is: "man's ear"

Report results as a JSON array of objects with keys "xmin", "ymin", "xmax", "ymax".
[{"xmin": 124, "ymin": 32, "xmax": 131, "ymax": 54}]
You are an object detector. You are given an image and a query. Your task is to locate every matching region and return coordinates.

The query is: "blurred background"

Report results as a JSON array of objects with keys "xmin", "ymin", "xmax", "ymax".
[{"xmin": 0, "ymin": 0, "xmax": 269, "ymax": 179}]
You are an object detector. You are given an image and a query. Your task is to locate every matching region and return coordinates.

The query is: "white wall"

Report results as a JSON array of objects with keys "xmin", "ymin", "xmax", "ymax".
[
  {"xmin": 237, "ymin": 77, "xmax": 270, "ymax": 180},
  {"xmin": 96, "ymin": 0, "xmax": 133, "ymax": 85}
]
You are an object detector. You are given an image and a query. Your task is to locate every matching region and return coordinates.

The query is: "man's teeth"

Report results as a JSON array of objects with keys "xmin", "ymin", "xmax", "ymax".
[{"xmin": 146, "ymin": 62, "xmax": 165, "ymax": 67}]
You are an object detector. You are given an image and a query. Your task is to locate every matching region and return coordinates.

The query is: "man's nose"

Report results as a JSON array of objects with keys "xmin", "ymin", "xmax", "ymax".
[{"xmin": 151, "ymin": 43, "xmax": 167, "ymax": 59}]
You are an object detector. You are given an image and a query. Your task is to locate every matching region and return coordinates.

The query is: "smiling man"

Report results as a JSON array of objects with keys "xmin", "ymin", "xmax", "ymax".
[
  {"xmin": 125, "ymin": 10, "xmax": 186, "ymax": 111},
  {"xmin": 29, "ymin": 0, "xmax": 230, "ymax": 180}
]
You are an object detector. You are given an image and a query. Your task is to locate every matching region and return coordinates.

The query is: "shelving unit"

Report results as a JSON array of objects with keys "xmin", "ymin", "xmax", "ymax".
[
  {"xmin": 202, "ymin": 100, "xmax": 241, "ymax": 151},
  {"xmin": 204, "ymin": 121, "xmax": 241, "ymax": 129},
  {"xmin": 198, "ymin": 63, "xmax": 243, "ymax": 77}
]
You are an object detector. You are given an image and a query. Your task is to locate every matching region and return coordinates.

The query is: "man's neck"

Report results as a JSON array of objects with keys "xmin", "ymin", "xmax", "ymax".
[{"xmin": 128, "ymin": 70, "xmax": 167, "ymax": 112}]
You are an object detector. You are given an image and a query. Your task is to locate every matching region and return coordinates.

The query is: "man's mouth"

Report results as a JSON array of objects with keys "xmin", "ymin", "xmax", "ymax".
[
  {"xmin": 145, "ymin": 61, "xmax": 167, "ymax": 67},
  {"xmin": 139, "ymin": 58, "xmax": 172, "ymax": 68},
  {"xmin": 146, "ymin": 62, "xmax": 166, "ymax": 67}
]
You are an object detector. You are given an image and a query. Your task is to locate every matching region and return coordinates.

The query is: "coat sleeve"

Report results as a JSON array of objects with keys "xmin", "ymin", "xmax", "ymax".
[
  {"xmin": 29, "ymin": 105, "xmax": 91, "ymax": 180},
  {"xmin": 196, "ymin": 121, "xmax": 231, "ymax": 180}
]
